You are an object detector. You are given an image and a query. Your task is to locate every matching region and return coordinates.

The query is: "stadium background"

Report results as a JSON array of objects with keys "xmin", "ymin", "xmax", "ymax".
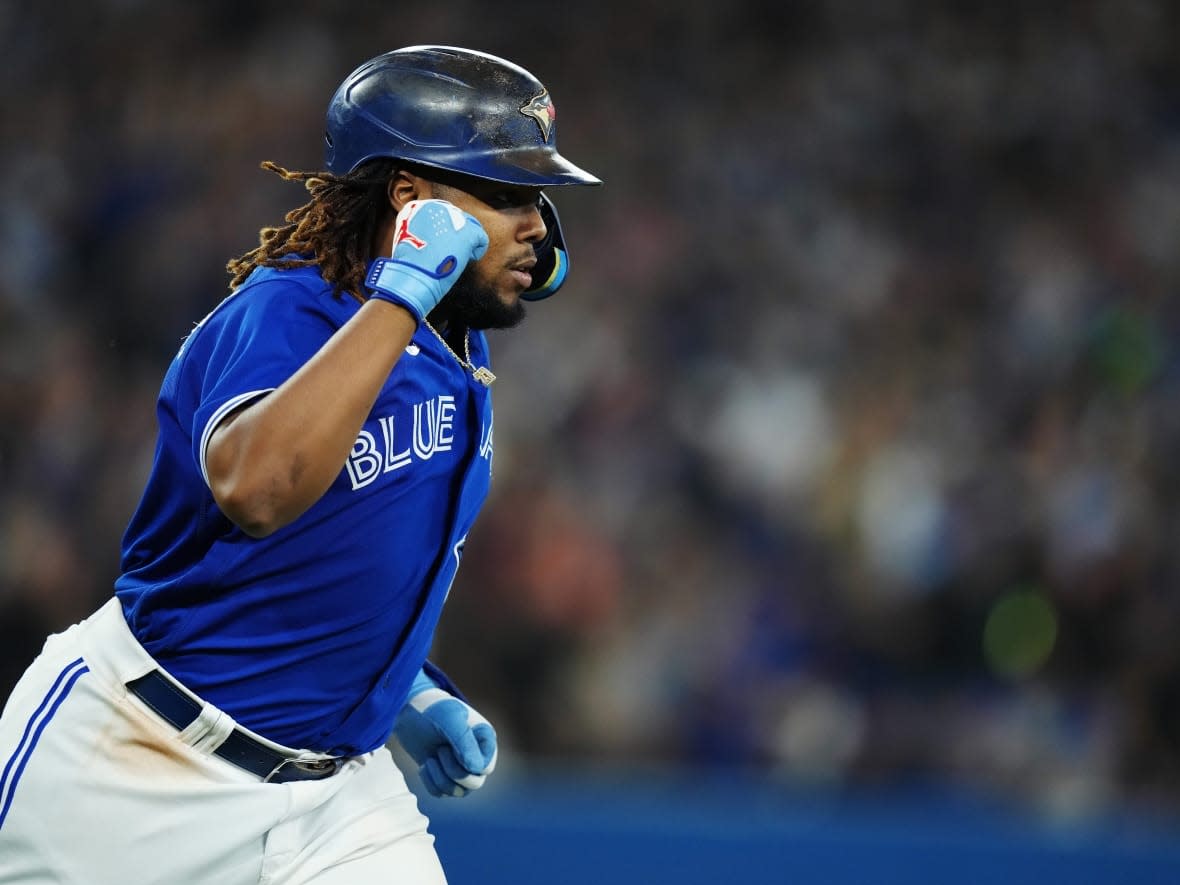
[{"xmin": 3, "ymin": 1, "xmax": 1180, "ymax": 880}]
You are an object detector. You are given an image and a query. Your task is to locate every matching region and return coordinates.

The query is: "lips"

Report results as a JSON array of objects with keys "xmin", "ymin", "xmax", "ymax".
[
  {"xmin": 509, "ymin": 269, "xmax": 534, "ymax": 289},
  {"xmin": 509, "ymin": 258, "xmax": 537, "ymax": 290}
]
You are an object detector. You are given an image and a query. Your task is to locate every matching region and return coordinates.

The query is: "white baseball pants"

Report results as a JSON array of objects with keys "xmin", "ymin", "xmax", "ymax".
[{"xmin": 0, "ymin": 598, "xmax": 447, "ymax": 884}]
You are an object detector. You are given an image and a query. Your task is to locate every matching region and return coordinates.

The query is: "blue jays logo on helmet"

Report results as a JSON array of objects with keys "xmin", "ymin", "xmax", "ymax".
[{"xmin": 520, "ymin": 91, "xmax": 556, "ymax": 142}]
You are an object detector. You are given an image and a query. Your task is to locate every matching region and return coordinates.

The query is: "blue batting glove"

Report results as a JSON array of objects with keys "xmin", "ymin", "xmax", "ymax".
[
  {"xmin": 365, "ymin": 199, "xmax": 489, "ymax": 323},
  {"xmin": 394, "ymin": 669, "xmax": 498, "ymax": 798}
]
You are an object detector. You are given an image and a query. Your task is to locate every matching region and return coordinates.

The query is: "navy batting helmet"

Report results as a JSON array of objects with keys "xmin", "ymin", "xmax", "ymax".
[
  {"xmin": 324, "ymin": 45, "xmax": 598, "ymax": 299},
  {"xmin": 324, "ymin": 45, "xmax": 600, "ymax": 187}
]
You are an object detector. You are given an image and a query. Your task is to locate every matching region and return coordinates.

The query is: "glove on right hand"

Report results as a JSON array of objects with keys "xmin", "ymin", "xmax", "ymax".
[{"xmin": 365, "ymin": 199, "xmax": 489, "ymax": 323}]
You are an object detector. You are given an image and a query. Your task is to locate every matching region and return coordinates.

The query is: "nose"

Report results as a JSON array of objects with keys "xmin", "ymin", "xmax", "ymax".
[{"xmin": 519, "ymin": 203, "xmax": 547, "ymax": 244}]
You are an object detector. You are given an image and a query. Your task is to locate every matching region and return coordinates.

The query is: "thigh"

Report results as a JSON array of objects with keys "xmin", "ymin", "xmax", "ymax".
[
  {"xmin": 267, "ymin": 750, "xmax": 447, "ymax": 885},
  {"xmin": 0, "ymin": 627, "xmax": 286, "ymax": 885},
  {"xmin": 303, "ymin": 832, "xmax": 447, "ymax": 885},
  {"xmin": 0, "ymin": 637, "xmax": 92, "ymax": 883}
]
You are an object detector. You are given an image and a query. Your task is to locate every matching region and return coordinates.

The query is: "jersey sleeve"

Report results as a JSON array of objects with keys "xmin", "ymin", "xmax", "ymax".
[{"xmin": 184, "ymin": 278, "xmax": 349, "ymax": 488}]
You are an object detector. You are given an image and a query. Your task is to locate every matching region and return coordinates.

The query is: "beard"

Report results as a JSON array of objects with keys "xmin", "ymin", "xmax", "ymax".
[{"xmin": 433, "ymin": 266, "xmax": 527, "ymax": 331}]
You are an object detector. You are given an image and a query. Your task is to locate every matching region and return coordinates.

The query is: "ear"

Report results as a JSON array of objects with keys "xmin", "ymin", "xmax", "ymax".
[{"xmin": 388, "ymin": 170, "xmax": 434, "ymax": 212}]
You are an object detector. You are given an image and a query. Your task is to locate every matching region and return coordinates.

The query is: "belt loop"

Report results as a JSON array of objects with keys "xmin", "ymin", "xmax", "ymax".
[{"xmin": 176, "ymin": 702, "xmax": 237, "ymax": 755}]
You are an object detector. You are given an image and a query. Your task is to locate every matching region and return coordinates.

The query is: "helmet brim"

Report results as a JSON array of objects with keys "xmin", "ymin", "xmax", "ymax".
[
  {"xmin": 440, "ymin": 147, "xmax": 602, "ymax": 188},
  {"xmin": 500, "ymin": 148, "xmax": 601, "ymax": 187}
]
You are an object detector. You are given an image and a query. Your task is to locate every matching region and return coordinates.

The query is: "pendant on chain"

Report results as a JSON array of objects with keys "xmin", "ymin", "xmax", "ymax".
[{"xmin": 422, "ymin": 320, "xmax": 496, "ymax": 387}]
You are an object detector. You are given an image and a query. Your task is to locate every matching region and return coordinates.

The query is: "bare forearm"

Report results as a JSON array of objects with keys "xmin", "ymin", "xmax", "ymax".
[{"xmin": 207, "ymin": 299, "xmax": 416, "ymax": 536}]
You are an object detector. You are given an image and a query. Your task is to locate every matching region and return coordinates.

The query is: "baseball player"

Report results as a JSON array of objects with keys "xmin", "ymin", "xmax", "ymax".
[{"xmin": 0, "ymin": 45, "xmax": 599, "ymax": 884}]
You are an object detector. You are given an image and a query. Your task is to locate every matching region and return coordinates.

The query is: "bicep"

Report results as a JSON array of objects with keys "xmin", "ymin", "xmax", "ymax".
[{"xmin": 198, "ymin": 390, "xmax": 274, "ymax": 491}]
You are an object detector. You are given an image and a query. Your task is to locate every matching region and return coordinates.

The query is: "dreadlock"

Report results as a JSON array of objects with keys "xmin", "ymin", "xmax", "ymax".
[{"xmin": 226, "ymin": 158, "xmax": 399, "ymax": 302}]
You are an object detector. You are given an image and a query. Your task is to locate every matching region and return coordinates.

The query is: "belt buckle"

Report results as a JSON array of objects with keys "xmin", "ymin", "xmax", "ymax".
[{"xmin": 264, "ymin": 756, "xmax": 343, "ymax": 784}]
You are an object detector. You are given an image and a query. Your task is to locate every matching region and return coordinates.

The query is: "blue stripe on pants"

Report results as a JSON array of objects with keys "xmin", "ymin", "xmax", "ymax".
[{"xmin": 0, "ymin": 657, "xmax": 90, "ymax": 829}]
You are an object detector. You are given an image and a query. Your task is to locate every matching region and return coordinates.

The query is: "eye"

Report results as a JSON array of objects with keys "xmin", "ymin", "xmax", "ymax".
[{"xmin": 485, "ymin": 189, "xmax": 543, "ymax": 210}]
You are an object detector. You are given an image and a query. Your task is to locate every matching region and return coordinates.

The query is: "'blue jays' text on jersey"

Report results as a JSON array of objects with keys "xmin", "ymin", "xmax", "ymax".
[{"xmin": 114, "ymin": 264, "xmax": 494, "ymax": 756}]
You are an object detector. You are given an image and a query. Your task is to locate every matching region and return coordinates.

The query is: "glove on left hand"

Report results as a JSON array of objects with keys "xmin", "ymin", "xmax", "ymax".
[{"xmin": 394, "ymin": 671, "xmax": 498, "ymax": 798}]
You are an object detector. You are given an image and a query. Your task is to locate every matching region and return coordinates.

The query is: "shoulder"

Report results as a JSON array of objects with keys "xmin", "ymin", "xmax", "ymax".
[
  {"xmin": 225, "ymin": 264, "xmax": 347, "ymax": 318},
  {"xmin": 186, "ymin": 265, "xmax": 355, "ymax": 349}
]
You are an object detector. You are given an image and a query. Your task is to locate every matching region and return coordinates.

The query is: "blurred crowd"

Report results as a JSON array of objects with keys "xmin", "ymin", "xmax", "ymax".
[{"xmin": 3, "ymin": 0, "xmax": 1180, "ymax": 819}]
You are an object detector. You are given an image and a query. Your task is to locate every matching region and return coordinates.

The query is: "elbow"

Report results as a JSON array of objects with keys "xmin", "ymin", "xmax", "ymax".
[
  {"xmin": 212, "ymin": 486, "xmax": 283, "ymax": 539},
  {"xmin": 233, "ymin": 513, "xmax": 283, "ymax": 540},
  {"xmin": 206, "ymin": 423, "xmax": 301, "ymax": 537},
  {"xmin": 210, "ymin": 474, "xmax": 292, "ymax": 538},
  {"xmin": 206, "ymin": 419, "xmax": 317, "ymax": 537}
]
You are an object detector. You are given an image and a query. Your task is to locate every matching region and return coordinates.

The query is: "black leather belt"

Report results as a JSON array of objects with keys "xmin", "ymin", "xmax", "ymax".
[{"xmin": 126, "ymin": 670, "xmax": 343, "ymax": 783}]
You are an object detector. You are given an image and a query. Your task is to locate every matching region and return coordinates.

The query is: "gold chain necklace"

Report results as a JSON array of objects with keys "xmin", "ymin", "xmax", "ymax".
[{"xmin": 422, "ymin": 321, "xmax": 496, "ymax": 387}]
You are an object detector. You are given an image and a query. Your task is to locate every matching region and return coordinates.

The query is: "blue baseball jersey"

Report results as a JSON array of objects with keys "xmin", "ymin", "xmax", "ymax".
[{"xmin": 114, "ymin": 264, "xmax": 494, "ymax": 756}]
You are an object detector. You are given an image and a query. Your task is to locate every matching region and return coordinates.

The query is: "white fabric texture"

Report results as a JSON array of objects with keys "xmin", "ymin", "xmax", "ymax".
[{"xmin": 0, "ymin": 598, "xmax": 446, "ymax": 885}]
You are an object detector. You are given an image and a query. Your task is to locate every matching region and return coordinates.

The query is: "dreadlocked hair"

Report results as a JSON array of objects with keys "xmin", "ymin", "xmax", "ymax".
[{"xmin": 226, "ymin": 158, "xmax": 399, "ymax": 302}]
